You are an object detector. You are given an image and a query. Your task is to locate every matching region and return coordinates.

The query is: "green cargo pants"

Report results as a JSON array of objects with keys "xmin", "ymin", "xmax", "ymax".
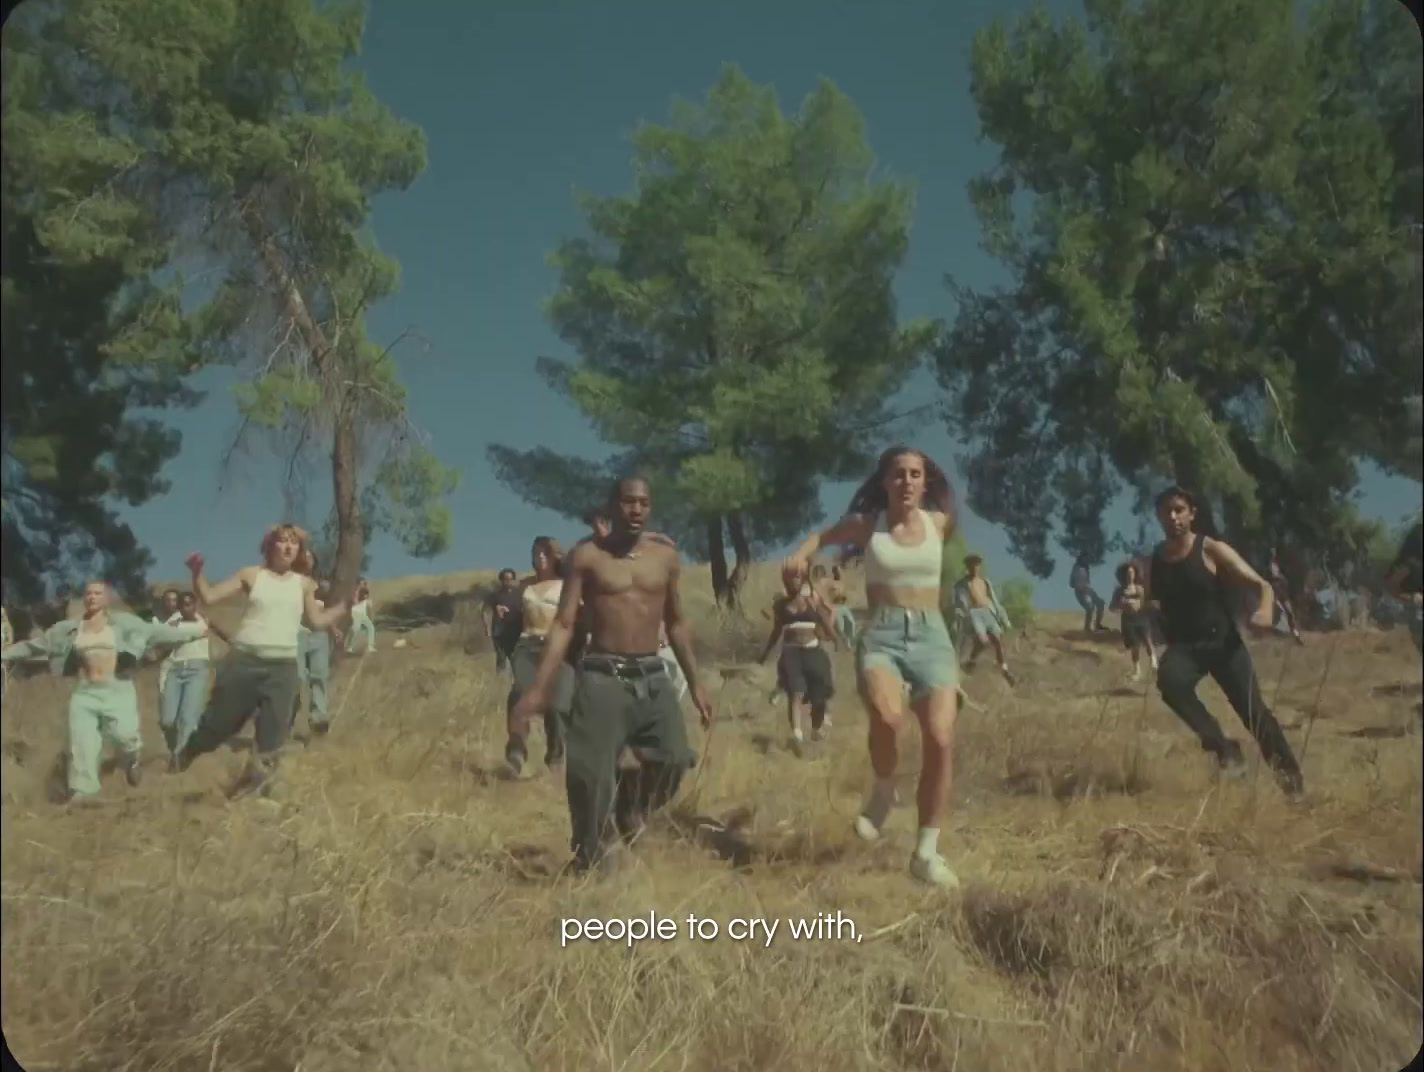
[
  {"xmin": 68, "ymin": 679, "xmax": 143, "ymax": 798},
  {"xmin": 565, "ymin": 653, "xmax": 697, "ymax": 872}
]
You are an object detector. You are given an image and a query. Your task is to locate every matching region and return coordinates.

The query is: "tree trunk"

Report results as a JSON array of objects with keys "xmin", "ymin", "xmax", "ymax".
[
  {"xmin": 726, "ymin": 510, "xmax": 752, "ymax": 609},
  {"xmin": 707, "ymin": 516, "xmax": 730, "ymax": 605},
  {"xmin": 242, "ymin": 206, "xmax": 362, "ymax": 638},
  {"xmin": 329, "ymin": 410, "xmax": 364, "ymax": 622}
]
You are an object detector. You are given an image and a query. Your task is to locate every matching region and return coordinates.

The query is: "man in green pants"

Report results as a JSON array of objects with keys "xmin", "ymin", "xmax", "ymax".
[
  {"xmin": 1, "ymin": 580, "xmax": 207, "ymax": 803},
  {"xmin": 510, "ymin": 477, "xmax": 715, "ymax": 874}
]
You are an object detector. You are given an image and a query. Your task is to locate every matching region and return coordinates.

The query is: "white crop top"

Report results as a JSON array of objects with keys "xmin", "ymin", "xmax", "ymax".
[
  {"xmin": 863, "ymin": 509, "xmax": 944, "ymax": 590},
  {"xmin": 231, "ymin": 569, "xmax": 306, "ymax": 659},
  {"xmin": 522, "ymin": 580, "xmax": 562, "ymax": 613},
  {"xmin": 73, "ymin": 624, "xmax": 117, "ymax": 657}
]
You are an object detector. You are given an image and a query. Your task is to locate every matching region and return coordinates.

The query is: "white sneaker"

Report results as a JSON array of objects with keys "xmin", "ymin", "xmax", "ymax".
[{"xmin": 910, "ymin": 853, "xmax": 961, "ymax": 888}]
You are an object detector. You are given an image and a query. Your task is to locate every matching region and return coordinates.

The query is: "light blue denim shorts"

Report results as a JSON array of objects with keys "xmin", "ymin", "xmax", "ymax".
[
  {"xmin": 968, "ymin": 607, "xmax": 1002, "ymax": 640},
  {"xmin": 856, "ymin": 607, "xmax": 960, "ymax": 698}
]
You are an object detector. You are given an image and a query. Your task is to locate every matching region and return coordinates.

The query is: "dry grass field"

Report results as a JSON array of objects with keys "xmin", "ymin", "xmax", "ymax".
[{"xmin": 2, "ymin": 563, "xmax": 1421, "ymax": 1072}]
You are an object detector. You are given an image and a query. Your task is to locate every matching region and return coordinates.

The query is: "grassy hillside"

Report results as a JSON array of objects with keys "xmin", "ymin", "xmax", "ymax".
[{"xmin": 2, "ymin": 563, "xmax": 1420, "ymax": 1071}]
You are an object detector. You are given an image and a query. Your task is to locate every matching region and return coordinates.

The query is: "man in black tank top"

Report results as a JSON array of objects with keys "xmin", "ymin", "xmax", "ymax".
[{"xmin": 1147, "ymin": 487, "xmax": 1304, "ymax": 796}]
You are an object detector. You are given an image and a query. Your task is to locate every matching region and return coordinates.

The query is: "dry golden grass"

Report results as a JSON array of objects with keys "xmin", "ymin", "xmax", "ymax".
[{"xmin": 3, "ymin": 563, "xmax": 1422, "ymax": 1072}]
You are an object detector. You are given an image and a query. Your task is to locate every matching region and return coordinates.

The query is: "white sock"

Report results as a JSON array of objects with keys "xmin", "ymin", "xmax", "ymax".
[
  {"xmin": 791, "ymin": 727, "xmax": 804, "ymax": 740},
  {"xmin": 916, "ymin": 827, "xmax": 940, "ymax": 859}
]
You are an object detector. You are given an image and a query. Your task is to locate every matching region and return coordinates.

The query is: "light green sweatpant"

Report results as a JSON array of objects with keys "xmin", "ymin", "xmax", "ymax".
[{"xmin": 68, "ymin": 679, "xmax": 142, "ymax": 797}]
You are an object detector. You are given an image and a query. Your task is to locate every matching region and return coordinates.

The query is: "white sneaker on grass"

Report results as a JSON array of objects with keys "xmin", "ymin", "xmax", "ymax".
[{"xmin": 909, "ymin": 853, "xmax": 961, "ymax": 888}]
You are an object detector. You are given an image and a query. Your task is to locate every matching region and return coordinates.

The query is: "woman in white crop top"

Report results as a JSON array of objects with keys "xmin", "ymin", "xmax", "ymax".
[
  {"xmin": 503, "ymin": 536, "xmax": 575, "ymax": 776},
  {"xmin": 782, "ymin": 445, "xmax": 963, "ymax": 889},
  {"xmin": 176, "ymin": 523, "xmax": 347, "ymax": 797},
  {"xmin": 346, "ymin": 580, "xmax": 376, "ymax": 655}
]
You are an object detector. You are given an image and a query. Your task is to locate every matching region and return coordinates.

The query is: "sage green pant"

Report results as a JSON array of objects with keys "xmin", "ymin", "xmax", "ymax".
[
  {"xmin": 68, "ymin": 679, "xmax": 142, "ymax": 798},
  {"xmin": 564, "ymin": 655, "xmax": 697, "ymax": 871}
]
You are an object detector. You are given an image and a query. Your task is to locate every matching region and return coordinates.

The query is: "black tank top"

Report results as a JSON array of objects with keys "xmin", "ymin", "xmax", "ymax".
[
  {"xmin": 779, "ymin": 600, "xmax": 820, "ymax": 626},
  {"xmin": 1150, "ymin": 534, "xmax": 1236, "ymax": 645}
]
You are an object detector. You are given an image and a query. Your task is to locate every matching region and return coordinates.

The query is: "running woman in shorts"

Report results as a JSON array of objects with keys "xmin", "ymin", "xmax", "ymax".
[
  {"xmin": 759, "ymin": 573, "xmax": 838, "ymax": 753},
  {"xmin": 782, "ymin": 445, "xmax": 963, "ymax": 888},
  {"xmin": 1111, "ymin": 561, "xmax": 1158, "ymax": 680}
]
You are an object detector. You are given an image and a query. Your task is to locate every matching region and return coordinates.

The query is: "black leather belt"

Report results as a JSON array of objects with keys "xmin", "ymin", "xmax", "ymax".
[{"xmin": 580, "ymin": 652, "xmax": 667, "ymax": 679}]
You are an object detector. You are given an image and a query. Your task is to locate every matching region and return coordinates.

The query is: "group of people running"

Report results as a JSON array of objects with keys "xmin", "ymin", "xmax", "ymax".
[
  {"xmin": 0, "ymin": 540, "xmax": 377, "ymax": 801},
  {"xmin": 3, "ymin": 445, "xmax": 1421, "ymax": 889}
]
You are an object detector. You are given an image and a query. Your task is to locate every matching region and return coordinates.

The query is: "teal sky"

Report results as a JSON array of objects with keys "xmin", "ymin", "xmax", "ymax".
[{"xmin": 120, "ymin": 0, "xmax": 1419, "ymax": 610}]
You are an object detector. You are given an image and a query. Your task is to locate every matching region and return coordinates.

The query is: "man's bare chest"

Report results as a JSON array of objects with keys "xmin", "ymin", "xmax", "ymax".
[{"xmin": 584, "ymin": 555, "xmax": 669, "ymax": 600}]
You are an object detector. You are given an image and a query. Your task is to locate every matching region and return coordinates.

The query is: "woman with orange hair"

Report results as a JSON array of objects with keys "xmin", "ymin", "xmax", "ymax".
[{"xmin": 176, "ymin": 523, "xmax": 346, "ymax": 797}]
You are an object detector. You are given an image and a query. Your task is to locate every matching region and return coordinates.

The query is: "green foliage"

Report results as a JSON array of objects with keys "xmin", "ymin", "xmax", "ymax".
[
  {"xmin": 366, "ymin": 447, "xmax": 461, "ymax": 560},
  {"xmin": 937, "ymin": 0, "xmax": 1422, "ymax": 578},
  {"xmin": 999, "ymin": 577, "xmax": 1037, "ymax": 631},
  {"xmin": 25, "ymin": 0, "xmax": 448, "ymax": 591},
  {"xmin": 1, "ymin": 10, "xmax": 201, "ymax": 602},
  {"xmin": 490, "ymin": 65, "xmax": 933, "ymax": 562},
  {"xmin": 940, "ymin": 531, "xmax": 975, "ymax": 600}
]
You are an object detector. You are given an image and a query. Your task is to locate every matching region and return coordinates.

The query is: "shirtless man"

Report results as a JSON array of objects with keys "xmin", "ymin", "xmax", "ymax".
[
  {"xmin": 510, "ymin": 477, "xmax": 713, "ymax": 874},
  {"xmin": 951, "ymin": 555, "xmax": 1015, "ymax": 684}
]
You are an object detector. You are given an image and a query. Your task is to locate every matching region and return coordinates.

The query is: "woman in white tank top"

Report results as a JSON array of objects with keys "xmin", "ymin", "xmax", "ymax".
[
  {"xmin": 503, "ymin": 537, "xmax": 575, "ymax": 776},
  {"xmin": 782, "ymin": 445, "xmax": 962, "ymax": 889},
  {"xmin": 175, "ymin": 523, "xmax": 347, "ymax": 798}
]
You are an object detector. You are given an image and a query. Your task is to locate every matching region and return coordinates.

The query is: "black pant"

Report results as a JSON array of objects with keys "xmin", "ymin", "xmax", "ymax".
[
  {"xmin": 182, "ymin": 650, "xmax": 300, "ymax": 763},
  {"xmin": 777, "ymin": 645, "xmax": 835, "ymax": 706},
  {"xmin": 493, "ymin": 630, "xmax": 519, "ymax": 674},
  {"xmin": 1156, "ymin": 632, "xmax": 1302, "ymax": 789}
]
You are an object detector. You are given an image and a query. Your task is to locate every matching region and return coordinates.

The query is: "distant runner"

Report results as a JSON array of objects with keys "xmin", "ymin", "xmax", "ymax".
[
  {"xmin": 1070, "ymin": 554, "xmax": 1108, "ymax": 633},
  {"xmin": 346, "ymin": 580, "xmax": 376, "ymax": 655},
  {"xmin": 158, "ymin": 591, "xmax": 228, "ymax": 769},
  {"xmin": 483, "ymin": 569, "xmax": 523, "ymax": 676},
  {"xmin": 293, "ymin": 578, "xmax": 335, "ymax": 736},
  {"xmin": 1110, "ymin": 561, "xmax": 1158, "ymax": 680},
  {"xmin": 504, "ymin": 537, "xmax": 574, "ymax": 776},
  {"xmin": 759, "ymin": 573, "xmax": 838, "ymax": 753},
  {"xmin": 1383, "ymin": 520, "xmax": 1423, "ymax": 656},
  {"xmin": 952, "ymin": 555, "xmax": 1016, "ymax": 685}
]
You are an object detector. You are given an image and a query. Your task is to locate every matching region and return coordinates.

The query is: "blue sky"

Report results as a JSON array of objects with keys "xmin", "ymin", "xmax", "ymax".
[{"xmin": 120, "ymin": 0, "xmax": 1419, "ymax": 610}]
